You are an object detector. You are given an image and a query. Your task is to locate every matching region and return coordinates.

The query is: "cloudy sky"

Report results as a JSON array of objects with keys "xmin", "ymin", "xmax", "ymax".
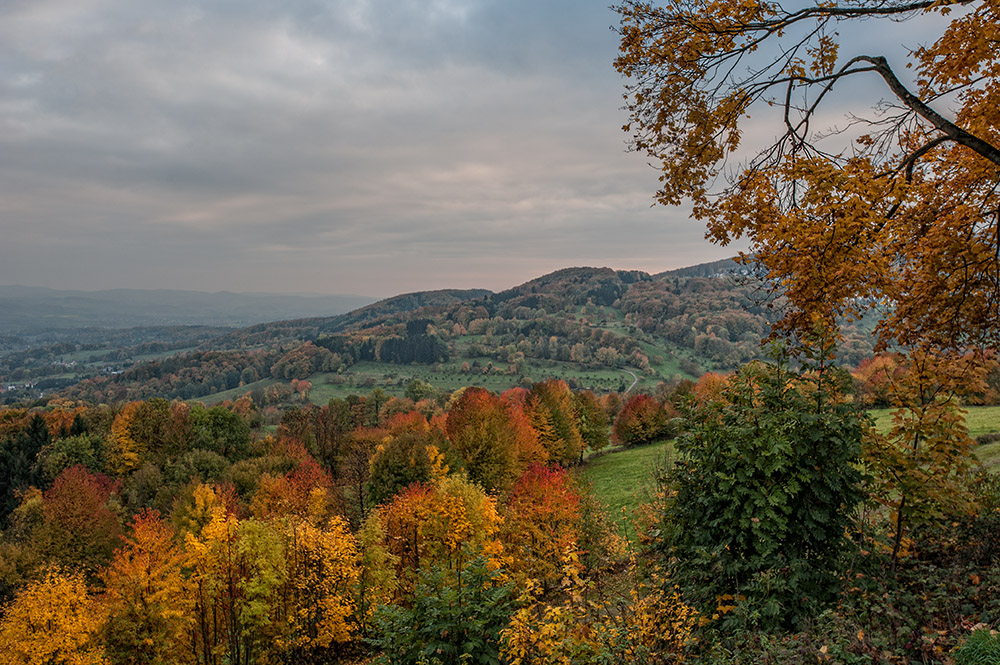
[
  {"xmin": 0, "ymin": 0, "xmax": 733, "ymax": 297},
  {"xmin": 1, "ymin": 0, "xmax": 947, "ymax": 298}
]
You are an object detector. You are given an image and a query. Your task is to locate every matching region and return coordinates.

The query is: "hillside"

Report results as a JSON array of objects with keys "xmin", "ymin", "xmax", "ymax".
[{"xmin": 45, "ymin": 260, "xmax": 877, "ymax": 406}]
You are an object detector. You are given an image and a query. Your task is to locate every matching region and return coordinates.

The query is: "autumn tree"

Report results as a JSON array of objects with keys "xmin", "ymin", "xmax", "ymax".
[
  {"xmin": 499, "ymin": 464, "xmax": 583, "ymax": 588},
  {"xmin": 184, "ymin": 508, "xmax": 284, "ymax": 665},
  {"xmin": 102, "ymin": 511, "xmax": 194, "ymax": 665},
  {"xmin": 107, "ymin": 401, "xmax": 146, "ymax": 475},
  {"xmin": 367, "ymin": 413, "xmax": 450, "ymax": 507},
  {"xmin": 615, "ymin": 0, "xmax": 1000, "ymax": 353},
  {"xmin": 248, "ymin": 456, "xmax": 339, "ymax": 523},
  {"xmin": 446, "ymin": 387, "xmax": 529, "ymax": 492},
  {"xmin": 275, "ymin": 517, "xmax": 361, "ymax": 658},
  {"xmin": 0, "ymin": 568, "xmax": 108, "ymax": 665},
  {"xmin": 339, "ymin": 429, "xmax": 379, "ymax": 526},
  {"xmin": 611, "ymin": 394, "xmax": 677, "ymax": 447},
  {"xmin": 526, "ymin": 380, "xmax": 584, "ymax": 466},
  {"xmin": 852, "ymin": 353, "xmax": 905, "ymax": 407},
  {"xmin": 39, "ymin": 465, "xmax": 122, "ymax": 577},
  {"xmin": 363, "ymin": 475, "xmax": 504, "ymax": 599}
]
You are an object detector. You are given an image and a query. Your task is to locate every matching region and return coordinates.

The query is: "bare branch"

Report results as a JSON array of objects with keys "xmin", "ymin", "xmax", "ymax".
[{"xmin": 858, "ymin": 55, "xmax": 1000, "ymax": 167}]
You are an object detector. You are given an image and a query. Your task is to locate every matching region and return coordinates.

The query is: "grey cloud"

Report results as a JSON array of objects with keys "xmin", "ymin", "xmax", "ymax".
[{"xmin": 0, "ymin": 0, "xmax": 728, "ymax": 296}]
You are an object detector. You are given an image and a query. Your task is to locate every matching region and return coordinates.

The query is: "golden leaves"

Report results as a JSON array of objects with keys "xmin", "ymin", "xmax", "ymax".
[{"xmin": 0, "ymin": 568, "xmax": 108, "ymax": 665}]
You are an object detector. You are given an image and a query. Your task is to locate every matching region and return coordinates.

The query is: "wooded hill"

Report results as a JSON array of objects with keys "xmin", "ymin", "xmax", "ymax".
[{"xmin": 44, "ymin": 259, "xmax": 877, "ymax": 406}]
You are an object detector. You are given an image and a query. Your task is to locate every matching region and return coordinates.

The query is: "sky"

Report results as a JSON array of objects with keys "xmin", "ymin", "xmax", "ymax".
[
  {"xmin": 0, "ymin": 0, "xmax": 736, "ymax": 298},
  {"xmin": 0, "ymin": 0, "xmax": 949, "ymax": 298}
]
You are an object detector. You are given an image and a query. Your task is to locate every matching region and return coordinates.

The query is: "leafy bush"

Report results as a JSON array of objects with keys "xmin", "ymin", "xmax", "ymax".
[
  {"xmin": 659, "ymin": 361, "xmax": 865, "ymax": 630},
  {"xmin": 371, "ymin": 556, "xmax": 515, "ymax": 665},
  {"xmin": 502, "ymin": 554, "xmax": 698, "ymax": 665}
]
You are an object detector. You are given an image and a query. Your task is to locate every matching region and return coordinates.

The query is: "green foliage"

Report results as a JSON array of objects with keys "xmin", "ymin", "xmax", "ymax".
[
  {"xmin": 0, "ymin": 415, "xmax": 48, "ymax": 522},
  {"xmin": 404, "ymin": 379, "xmax": 438, "ymax": 402},
  {"xmin": 40, "ymin": 433, "xmax": 105, "ymax": 483},
  {"xmin": 527, "ymin": 380, "xmax": 584, "ymax": 465},
  {"xmin": 371, "ymin": 556, "xmax": 515, "ymax": 665},
  {"xmin": 445, "ymin": 387, "xmax": 526, "ymax": 493},
  {"xmin": 367, "ymin": 431, "xmax": 436, "ymax": 507},
  {"xmin": 190, "ymin": 404, "xmax": 251, "ymax": 460},
  {"xmin": 661, "ymin": 361, "xmax": 865, "ymax": 629},
  {"xmin": 574, "ymin": 390, "xmax": 610, "ymax": 454}
]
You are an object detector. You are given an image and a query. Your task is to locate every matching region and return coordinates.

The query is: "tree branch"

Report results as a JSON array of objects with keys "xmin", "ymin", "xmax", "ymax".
[{"xmin": 858, "ymin": 55, "xmax": 1000, "ymax": 167}]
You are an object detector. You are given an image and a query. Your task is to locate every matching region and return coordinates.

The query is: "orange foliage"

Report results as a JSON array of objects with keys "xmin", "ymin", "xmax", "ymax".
[
  {"xmin": 852, "ymin": 354, "xmax": 905, "ymax": 407},
  {"xmin": 616, "ymin": 0, "xmax": 1000, "ymax": 352},
  {"xmin": 385, "ymin": 410, "xmax": 430, "ymax": 435},
  {"xmin": 249, "ymin": 457, "xmax": 336, "ymax": 522},
  {"xmin": 102, "ymin": 511, "xmax": 193, "ymax": 664},
  {"xmin": 499, "ymin": 465, "xmax": 583, "ymax": 587},
  {"xmin": 692, "ymin": 372, "xmax": 730, "ymax": 404},
  {"xmin": 446, "ymin": 388, "xmax": 543, "ymax": 492}
]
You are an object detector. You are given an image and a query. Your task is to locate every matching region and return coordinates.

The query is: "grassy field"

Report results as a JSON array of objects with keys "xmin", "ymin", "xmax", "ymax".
[
  {"xmin": 868, "ymin": 404, "xmax": 1000, "ymax": 437},
  {"xmin": 869, "ymin": 405, "xmax": 1000, "ymax": 470},
  {"xmin": 197, "ymin": 377, "xmax": 278, "ymax": 405},
  {"xmin": 304, "ymin": 361, "xmax": 647, "ymax": 406},
  {"xmin": 577, "ymin": 439, "xmax": 674, "ymax": 540}
]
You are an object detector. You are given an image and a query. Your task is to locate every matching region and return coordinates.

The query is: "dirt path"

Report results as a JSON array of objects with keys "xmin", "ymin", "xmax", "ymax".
[{"xmin": 623, "ymin": 368, "xmax": 638, "ymax": 393}]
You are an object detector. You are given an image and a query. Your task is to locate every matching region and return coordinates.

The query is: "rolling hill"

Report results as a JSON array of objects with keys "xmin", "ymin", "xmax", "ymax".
[{"xmin": 40, "ymin": 260, "xmax": 876, "ymax": 406}]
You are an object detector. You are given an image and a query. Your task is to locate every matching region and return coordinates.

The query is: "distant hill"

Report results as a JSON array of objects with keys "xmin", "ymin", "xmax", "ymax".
[
  {"xmin": 319, "ymin": 289, "xmax": 493, "ymax": 334},
  {"xmin": 0, "ymin": 286, "xmax": 377, "ymax": 333},
  {"xmin": 48, "ymin": 261, "xmax": 878, "ymax": 406},
  {"xmin": 656, "ymin": 257, "xmax": 745, "ymax": 279}
]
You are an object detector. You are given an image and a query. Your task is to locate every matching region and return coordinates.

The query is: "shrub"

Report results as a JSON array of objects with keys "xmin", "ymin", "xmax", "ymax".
[
  {"xmin": 659, "ymin": 361, "xmax": 865, "ymax": 630},
  {"xmin": 371, "ymin": 556, "xmax": 515, "ymax": 665}
]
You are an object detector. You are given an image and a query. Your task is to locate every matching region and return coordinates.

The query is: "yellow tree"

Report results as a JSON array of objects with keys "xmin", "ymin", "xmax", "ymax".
[
  {"xmin": 615, "ymin": 0, "xmax": 1000, "ymax": 353},
  {"xmin": 275, "ymin": 517, "xmax": 361, "ymax": 658},
  {"xmin": 363, "ymin": 475, "xmax": 504, "ymax": 599},
  {"xmin": 0, "ymin": 568, "xmax": 108, "ymax": 665},
  {"xmin": 183, "ymin": 509, "xmax": 286, "ymax": 665},
  {"xmin": 108, "ymin": 401, "xmax": 144, "ymax": 475}
]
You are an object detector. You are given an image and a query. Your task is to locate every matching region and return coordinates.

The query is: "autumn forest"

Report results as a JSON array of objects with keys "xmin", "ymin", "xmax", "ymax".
[{"xmin": 3, "ymin": 0, "xmax": 1000, "ymax": 663}]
